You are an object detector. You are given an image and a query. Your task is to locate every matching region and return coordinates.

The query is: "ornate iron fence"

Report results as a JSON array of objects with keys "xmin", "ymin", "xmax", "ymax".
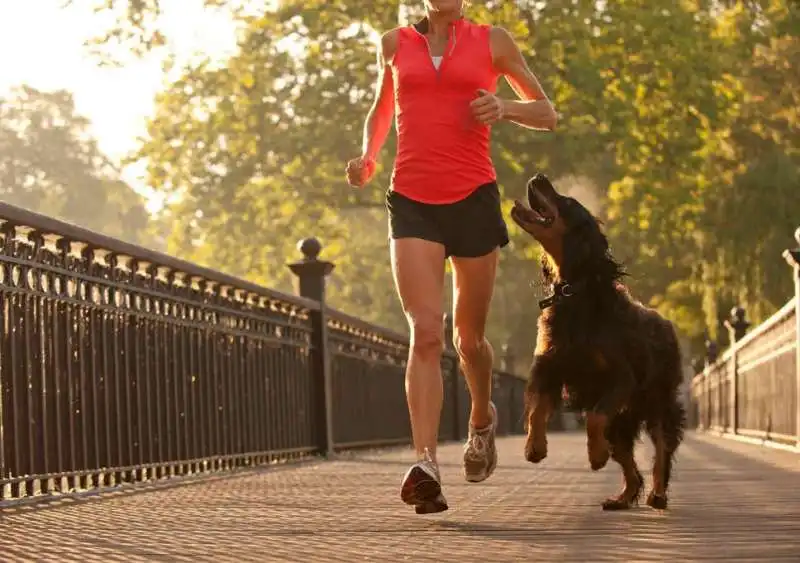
[
  {"xmin": 0, "ymin": 202, "xmax": 526, "ymax": 505},
  {"xmin": 691, "ymin": 227, "xmax": 800, "ymax": 448}
]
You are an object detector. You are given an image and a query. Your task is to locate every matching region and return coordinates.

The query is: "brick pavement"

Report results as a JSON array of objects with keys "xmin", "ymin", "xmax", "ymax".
[{"xmin": 1, "ymin": 432, "xmax": 798, "ymax": 562}]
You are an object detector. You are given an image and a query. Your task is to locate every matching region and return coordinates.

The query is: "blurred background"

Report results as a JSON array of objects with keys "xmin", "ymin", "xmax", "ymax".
[{"xmin": 1, "ymin": 0, "xmax": 798, "ymax": 371}]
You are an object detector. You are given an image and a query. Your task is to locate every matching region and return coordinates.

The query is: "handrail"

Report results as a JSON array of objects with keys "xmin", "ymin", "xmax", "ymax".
[{"xmin": 0, "ymin": 201, "xmax": 320, "ymax": 312}]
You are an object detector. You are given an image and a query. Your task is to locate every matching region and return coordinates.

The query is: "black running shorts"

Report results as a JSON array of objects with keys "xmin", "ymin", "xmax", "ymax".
[{"xmin": 385, "ymin": 182, "xmax": 510, "ymax": 258}]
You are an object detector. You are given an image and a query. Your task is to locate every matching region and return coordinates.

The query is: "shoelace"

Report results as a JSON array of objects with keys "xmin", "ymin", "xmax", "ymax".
[
  {"xmin": 463, "ymin": 431, "xmax": 489, "ymax": 462},
  {"xmin": 419, "ymin": 448, "xmax": 440, "ymax": 480}
]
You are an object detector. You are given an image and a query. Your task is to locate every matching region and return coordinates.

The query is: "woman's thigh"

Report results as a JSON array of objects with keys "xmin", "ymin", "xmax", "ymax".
[
  {"xmin": 390, "ymin": 237, "xmax": 446, "ymax": 332},
  {"xmin": 450, "ymin": 249, "xmax": 499, "ymax": 341}
]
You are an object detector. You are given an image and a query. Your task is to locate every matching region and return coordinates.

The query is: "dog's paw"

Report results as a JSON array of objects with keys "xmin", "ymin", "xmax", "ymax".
[
  {"xmin": 590, "ymin": 459, "xmax": 609, "ymax": 471},
  {"xmin": 601, "ymin": 497, "xmax": 636, "ymax": 511},
  {"xmin": 645, "ymin": 491, "xmax": 668, "ymax": 510},
  {"xmin": 601, "ymin": 476, "xmax": 643, "ymax": 511},
  {"xmin": 524, "ymin": 446, "xmax": 547, "ymax": 464},
  {"xmin": 524, "ymin": 431, "xmax": 548, "ymax": 464}
]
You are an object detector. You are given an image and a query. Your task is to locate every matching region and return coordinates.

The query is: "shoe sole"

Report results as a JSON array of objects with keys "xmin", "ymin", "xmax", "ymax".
[
  {"xmin": 400, "ymin": 466, "xmax": 448, "ymax": 513},
  {"xmin": 415, "ymin": 496, "xmax": 449, "ymax": 514}
]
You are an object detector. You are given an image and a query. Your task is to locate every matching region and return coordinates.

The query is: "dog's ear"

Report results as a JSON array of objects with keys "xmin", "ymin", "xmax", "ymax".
[
  {"xmin": 586, "ymin": 220, "xmax": 610, "ymax": 255},
  {"xmin": 527, "ymin": 173, "xmax": 559, "ymax": 208},
  {"xmin": 561, "ymin": 215, "xmax": 611, "ymax": 279},
  {"xmin": 577, "ymin": 214, "xmax": 609, "ymax": 253}
]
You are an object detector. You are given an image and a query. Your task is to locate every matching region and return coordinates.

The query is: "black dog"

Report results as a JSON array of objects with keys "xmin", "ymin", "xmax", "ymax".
[{"xmin": 510, "ymin": 173, "xmax": 686, "ymax": 510}]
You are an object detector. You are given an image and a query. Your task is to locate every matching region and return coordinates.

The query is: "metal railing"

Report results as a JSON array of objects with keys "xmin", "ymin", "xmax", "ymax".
[
  {"xmin": 0, "ymin": 202, "xmax": 527, "ymax": 504},
  {"xmin": 691, "ymin": 300, "xmax": 798, "ymax": 444},
  {"xmin": 691, "ymin": 227, "xmax": 800, "ymax": 448}
]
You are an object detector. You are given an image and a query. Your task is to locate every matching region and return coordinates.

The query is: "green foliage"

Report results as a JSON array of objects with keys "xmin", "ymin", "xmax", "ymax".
[
  {"xmin": 0, "ymin": 86, "xmax": 152, "ymax": 245},
  {"xmin": 86, "ymin": 0, "xmax": 800, "ymax": 368}
]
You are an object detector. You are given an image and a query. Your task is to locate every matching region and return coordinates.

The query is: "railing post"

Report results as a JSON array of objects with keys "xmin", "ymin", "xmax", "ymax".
[
  {"xmin": 705, "ymin": 335, "xmax": 719, "ymax": 365},
  {"xmin": 443, "ymin": 313, "xmax": 461, "ymax": 441},
  {"xmin": 500, "ymin": 343, "xmax": 515, "ymax": 373},
  {"xmin": 704, "ymin": 336, "xmax": 718, "ymax": 430},
  {"xmin": 500, "ymin": 343, "xmax": 516, "ymax": 434},
  {"xmin": 691, "ymin": 358, "xmax": 704, "ymax": 429},
  {"xmin": 724, "ymin": 306, "xmax": 750, "ymax": 436},
  {"xmin": 288, "ymin": 237, "xmax": 335, "ymax": 457},
  {"xmin": 782, "ymin": 227, "xmax": 800, "ymax": 447}
]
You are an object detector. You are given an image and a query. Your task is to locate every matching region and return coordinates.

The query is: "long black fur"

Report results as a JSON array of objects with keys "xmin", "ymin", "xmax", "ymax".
[{"xmin": 516, "ymin": 173, "xmax": 687, "ymax": 510}]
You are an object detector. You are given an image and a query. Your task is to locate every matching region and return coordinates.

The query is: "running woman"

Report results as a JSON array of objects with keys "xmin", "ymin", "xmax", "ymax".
[{"xmin": 345, "ymin": 0, "xmax": 557, "ymax": 514}]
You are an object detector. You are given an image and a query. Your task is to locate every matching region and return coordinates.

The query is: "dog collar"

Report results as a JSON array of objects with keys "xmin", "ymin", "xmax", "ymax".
[{"xmin": 538, "ymin": 280, "xmax": 585, "ymax": 310}]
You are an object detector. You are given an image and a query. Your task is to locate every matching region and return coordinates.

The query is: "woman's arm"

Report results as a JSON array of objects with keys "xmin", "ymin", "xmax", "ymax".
[
  {"xmin": 361, "ymin": 30, "xmax": 399, "ymax": 161},
  {"xmin": 490, "ymin": 26, "xmax": 558, "ymax": 131}
]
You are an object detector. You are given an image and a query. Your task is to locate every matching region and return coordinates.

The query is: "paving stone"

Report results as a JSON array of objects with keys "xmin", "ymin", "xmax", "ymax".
[{"xmin": 1, "ymin": 433, "xmax": 798, "ymax": 562}]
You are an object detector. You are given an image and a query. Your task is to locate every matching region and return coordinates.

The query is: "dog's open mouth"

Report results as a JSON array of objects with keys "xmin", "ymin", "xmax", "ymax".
[
  {"xmin": 511, "ymin": 179, "xmax": 556, "ymax": 229},
  {"xmin": 512, "ymin": 201, "xmax": 553, "ymax": 228},
  {"xmin": 526, "ymin": 188, "xmax": 555, "ymax": 227}
]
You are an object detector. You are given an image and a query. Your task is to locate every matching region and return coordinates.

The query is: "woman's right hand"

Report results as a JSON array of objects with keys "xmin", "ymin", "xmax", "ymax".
[{"xmin": 345, "ymin": 156, "xmax": 376, "ymax": 188}]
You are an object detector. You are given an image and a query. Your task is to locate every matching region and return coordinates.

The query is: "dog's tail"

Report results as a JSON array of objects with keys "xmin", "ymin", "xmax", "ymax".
[
  {"xmin": 662, "ymin": 397, "xmax": 686, "ymax": 492},
  {"xmin": 664, "ymin": 399, "xmax": 687, "ymax": 451},
  {"xmin": 663, "ymin": 322, "xmax": 687, "ymax": 450}
]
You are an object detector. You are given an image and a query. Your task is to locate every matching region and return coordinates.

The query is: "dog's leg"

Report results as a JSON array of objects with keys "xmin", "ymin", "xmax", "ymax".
[
  {"xmin": 585, "ymin": 411, "xmax": 611, "ymax": 470},
  {"xmin": 645, "ymin": 422, "xmax": 668, "ymax": 509},
  {"xmin": 587, "ymin": 362, "xmax": 635, "ymax": 472},
  {"xmin": 524, "ymin": 390, "xmax": 554, "ymax": 464},
  {"xmin": 523, "ymin": 355, "xmax": 560, "ymax": 464},
  {"xmin": 601, "ymin": 411, "xmax": 644, "ymax": 510},
  {"xmin": 645, "ymin": 399, "xmax": 686, "ymax": 510}
]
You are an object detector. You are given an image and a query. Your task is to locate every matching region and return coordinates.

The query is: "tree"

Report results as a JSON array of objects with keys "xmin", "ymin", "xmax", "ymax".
[
  {"xmin": 0, "ymin": 85, "xmax": 152, "ymax": 245},
  {"xmin": 80, "ymin": 0, "xmax": 800, "ymax": 364},
  {"xmin": 132, "ymin": 0, "xmax": 554, "ymax": 362},
  {"xmin": 695, "ymin": 3, "xmax": 800, "ymax": 343}
]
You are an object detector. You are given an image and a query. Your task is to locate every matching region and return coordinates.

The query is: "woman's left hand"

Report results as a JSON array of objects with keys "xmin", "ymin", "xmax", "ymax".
[{"xmin": 470, "ymin": 89, "xmax": 505, "ymax": 125}]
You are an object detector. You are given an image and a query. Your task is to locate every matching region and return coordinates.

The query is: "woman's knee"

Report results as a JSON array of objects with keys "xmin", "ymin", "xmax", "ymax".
[{"xmin": 408, "ymin": 314, "xmax": 444, "ymax": 359}]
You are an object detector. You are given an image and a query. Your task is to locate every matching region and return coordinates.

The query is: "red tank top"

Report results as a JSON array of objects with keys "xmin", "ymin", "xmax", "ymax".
[{"xmin": 389, "ymin": 18, "xmax": 500, "ymax": 204}]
